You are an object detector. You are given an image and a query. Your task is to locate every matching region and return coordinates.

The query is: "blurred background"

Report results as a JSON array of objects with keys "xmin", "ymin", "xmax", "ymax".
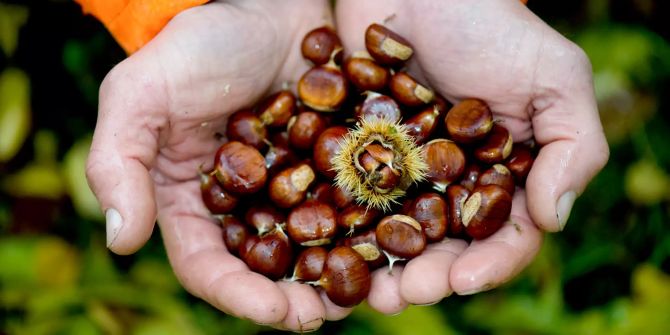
[{"xmin": 1, "ymin": 0, "xmax": 670, "ymax": 334}]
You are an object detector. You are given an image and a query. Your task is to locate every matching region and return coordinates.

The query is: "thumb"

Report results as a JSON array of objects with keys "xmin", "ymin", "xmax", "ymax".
[
  {"xmin": 86, "ymin": 57, "xmax": 165, "ymax": 255},
  {"xmin": 525, "ymin": 39, "xmax": 609, "ymax": 232}
]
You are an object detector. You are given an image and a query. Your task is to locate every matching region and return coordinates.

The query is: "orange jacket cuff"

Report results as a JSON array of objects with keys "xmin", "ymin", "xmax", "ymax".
[{"xmin": 75, "ymin": 0, "xmax": 209, "ymax": 54}]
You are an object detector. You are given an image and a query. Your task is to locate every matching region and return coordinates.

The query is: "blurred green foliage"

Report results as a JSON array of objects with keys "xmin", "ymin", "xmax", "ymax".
[{"xmin": 2, "ymin": 0, "xmax": 670, "ymax": 334}]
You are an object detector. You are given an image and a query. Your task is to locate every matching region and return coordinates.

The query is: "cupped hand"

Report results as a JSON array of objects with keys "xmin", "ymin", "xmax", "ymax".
[
  {"xmin": 85, "ymin": 0, "xmax": 351, "ymax": 330},
  {"xmin": 335, "ymin": 0, "xmax": 609, "ymax": 313}
]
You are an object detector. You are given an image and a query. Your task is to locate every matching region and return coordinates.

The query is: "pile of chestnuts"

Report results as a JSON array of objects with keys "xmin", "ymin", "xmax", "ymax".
[{"xmin": 200, "ymin": 23, "xmax": 536, "ymax": 308}]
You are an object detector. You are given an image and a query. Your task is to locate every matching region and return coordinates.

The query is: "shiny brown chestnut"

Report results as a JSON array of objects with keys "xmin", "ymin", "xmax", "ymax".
[
  {"xmin": 343, "ymin": 51, "xmax": 390, "ymax": 92},
  {"xmin": 353, "ymin": 142, "xmax": 402, "ymax": 193},
  {"xmin": 269, "ymin": 163, "xmax": 316, "ymax": 208},
  {"xmin": 265, "ymin": 132, "xmax": 297, "ymax": 175},
  {"xmin": 462, "ymin": 185, "xmax": 512, "ymax": 239},
  {"xmin": 408, "ymin": 193, "xmax": 448, "ymax": 242},
  {"xmin": 460, "ymin": 163, "xmax": 482, "ymax": 191},
  {"xmin": 375, "ymin": 214, "xmax": 426, "ymax": 270},
  {"xmin": 337, "ymin": 204, "xmax": 381, "ymax": 235},
  {"xmin": 213, "ymin": 141, "xmax": 267, "ymax": 195},
  {"xmin": 505, "ymin": 144, "xmax": 535, "ymax": 185},
  {"xmin": 474, "ymin": 124, "xmax": 513, "ymax": 164},
  {"xmin": 244, "ymin": 225, "xmax": 293, "ymax": 280},
  {"xmin": 257, "ymin": 90, "xmax": 296, "ymax": 128},
  {"xmin": 445, "ymin": 98, "xmax": 493, "ymax": 143},
  {"xmin": 310, "ymin": 246, "xmax": 371, "ymax": 307},
  {"xmin": 476, "ymin": 164, "xmax": 516, "ymax": 196},
  {"xmin": 289, "ymin": 246, "xmax": 328, "ymax": 282},
  {"xmin": 218, "ymin": 215, "xmax": 248, "ymax": 255},
  {"xmin": 287, "ymin": 200, "xmax": 338, "ymax": 246},
  {"xmin": 226, "ymin": 109, "xmax": 268, "ymax": 150},
  {"xmin": 238, "ymin": 234, "xmax": 260, "ymax": 261},
  {"xmin": 308, "ymin": 182, "xmax": 334, "ymax": 205},
  {"xmin": 245, "ymin": 205, "xmax": 286, "ymax": 236},
  {"xmin": 423, "ymin": 139, "xmax": 466, "ymax": 193},
  {"xmin": 404, "ymin": 104, "xmax": 442, "ymax": 144},
  {"xmin": 313, "ymin": 126, "xmax": 348, "ymax": 179},
  {"xmin": 301, "ymin": 26, "xmax": 343, "ymax": 65},
  {"xmin": 341, "ymin": 229, "xmax": 386, "ymax": 270},
  {"xmin": 297, "ymin": 64, "xmax": 348, "ymax": 112},
  {"xmin": 332, "ymin": 186, "xmax": 355, "ymax": 209},
  {"xmin": 287, "ymin": 110, "xmax": 328, "ymax": 150},
  {"xmin": 446, "ymin": 184, "xmax": 470, "ymax": 237},
  {"xmin": 365, "ymin": 23, "xmax": 413, "ymax": 67},
  {"xmin": 355, "ymin": 92, "xmax": 402, "ymax": 123},
  {"xmin": 200, "ymin": 171, "xmax": 238, "ymax": 214},
  {"xmin": 389, "ymin": 72, "xmax": 434, "ymax": 107}
]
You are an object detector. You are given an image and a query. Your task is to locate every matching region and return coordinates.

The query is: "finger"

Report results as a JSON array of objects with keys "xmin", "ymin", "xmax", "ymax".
[
  {"xmin": 319, "ymin": 290, "xmax": 354, "ymax": 321},
  {"xmin": 450, "ymin": 189, "xmax": 543, "ymax": 295},
  {"xmin": 85, "ymin": 57, "xmax": 167, "ymax": 255},
  {"xmin": 367, "ymin": 265, "xmax": 408, "ymax": 315},
  {"xmin": 156, "ymin": 182, "xmax": 288, "ymax": 325},
  {"xmin": 274, "ymin": 281, "xmax": 326, "ymax": 332},
  {"xmin": 400, "ymin": 239, "xmax": 468, "ymax": 305},
  {"xmin": 526, "ymin": 34, "xmax": 609, "ymax": 232}
]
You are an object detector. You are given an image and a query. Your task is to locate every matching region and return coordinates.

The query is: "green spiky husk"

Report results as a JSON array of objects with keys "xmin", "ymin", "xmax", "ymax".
[{"xmin": 331, "ymin": 118, "xmax": 428, "ymax": 212}]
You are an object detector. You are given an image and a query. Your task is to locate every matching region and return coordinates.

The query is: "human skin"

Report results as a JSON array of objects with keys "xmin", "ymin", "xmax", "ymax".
[{"xmin": 85, "ymin": 0, "xmax": 609, "ymax": 330}]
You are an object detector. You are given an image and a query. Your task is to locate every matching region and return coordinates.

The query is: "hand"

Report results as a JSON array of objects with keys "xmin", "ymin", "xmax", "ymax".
[
  {"xmin": 85, "ymin": 0, "xmax": 351, "ymax": 331},
  {"xmin": 335, "ymin": 0, "xmax": 609, "ymax": 313}
]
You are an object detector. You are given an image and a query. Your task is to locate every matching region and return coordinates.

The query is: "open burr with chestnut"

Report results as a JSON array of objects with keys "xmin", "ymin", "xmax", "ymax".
[{"xmin": 199, "ymin": 23, "xmax": 537, "ymax": 309}]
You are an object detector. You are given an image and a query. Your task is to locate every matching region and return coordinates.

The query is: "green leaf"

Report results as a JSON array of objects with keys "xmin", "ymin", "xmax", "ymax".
[{"xmin": 0, "ymin": 68, "xmax": 31, "ymax": 162}]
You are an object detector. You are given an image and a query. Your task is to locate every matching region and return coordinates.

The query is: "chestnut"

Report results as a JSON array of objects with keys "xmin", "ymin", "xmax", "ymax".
[
  {"xmin": 313, "ymin": 126, "xmax": 348, "ymax": 179},
  {"xmin": 445, "ymin": 98, "xmax": 493, "ymax": 143},
  {"xmin": 269, "ymin": 163, "xmax": 316, "ymax": 208},
  {"xmin": 404, "ymin": 104, "xmax": 442, "ymax": 144},
  {"xmin": 460, "ymin": 163, "xmax": 482, "ymax": 191},
  {"xmin": 200, "ymin": 171, "xmax": 238, "ymax": 214},
  {"xmin": 332, "ymin": 186, "xmax": 355, "ymax": 209},
  {"xmin": 365, "ymin": 23, "xmax": 413, "ymax": 67},
  {"xmin": 265, "ymin": 132, "xmax": 297, "ymax": 175},
  {"xmin": 297, "ymin": 65, "xmax": 348, "ymax": 112},
  {"xmin": 244, "ymin": 225, "xmax": 293, "ymax": 280},
  {"xmin": 445, "ymin": 184, "xmax": 470, "ymax": 237},
  {"xmin": 218, "ymin": 215, "xmax": 248, "ymax": 255},
  {"xmin": 287, "ymin": 200, "xmax": 338, "ymax": 246},
  {"xmin": 408, "ymin": 193, "xmax": 448, "ymax": 242},
  {"xmin": 462, "ymin": 185, "xmax": 512, "ymax": 239},
  {"xmin": 353, "ymin": 142, "xmax": 401, "ymax": 193},
  {"xmin": 287, "ymin": 110, "xmax": 328, "ymax": 151},
  {"xmin": 308, "ymin": 182, "xmax": 335, "ymax": 205},
  {"xmin": 341, "ymin": 229, "xmax": 386, "ymax": 270},
  {"xmin": 290, "ymin": 246, "xmax": 328, "ymax": 282},
  {"xmin": 343, "ymin": 51, "xmax": 390, "ymax": 92},
  {"xmin": 226, "ymin": 109, "xmax": 268, "ymax": 150},
  {"xmin": 423, "ymin": 139, "xmax": 466, "ymax": 193},
  {"xmin": 213, "ymin": 141, "xmax": 267, "ymax": 195},
  {"xmin": 355, "ymin": 92, "xmax": 402, "ymax": 123},
  {"xmin": 474, "ymin": 124, "xmax": 513, "ymax": 164},
  {"xmin": 337, "ymin": 204, "xmax": 381, "ymax": 235},
  {"xmin": 238, "ymin": 234, "xmax": 260, "ymax": 261},
  {"xmin": 301, "ymin": 26, "xmax": 343, "ymax": 65},
  {"xmin": 310, "ymin": 246, "xmax": 371, "ymax": 307},
  {"xmin": 245, "ymin": 205, "xmax": 286, "ymax": 236},
  {"xmin": 505, "ymin": 144, "xmax": 535, "ymax": 185},
  {"xmin": 389, "ymin": 72, "xmax": 434, "ymax": 107},
  {"xmin": 257, "ymin": 90, "xmax": 296, "ymax": 128},
  {"xmin": 476, "ymin": 164, "xmax": 516, "ymax": 196},
  {"xmin": 375, "ymin": 214, "xmax": 426, "ymax": 269}
]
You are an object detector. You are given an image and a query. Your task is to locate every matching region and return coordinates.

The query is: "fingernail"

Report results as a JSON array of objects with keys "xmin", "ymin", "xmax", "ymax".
[
  {"xmin": 556, "ymin": 191, "xmax": 577, "ymax": 231},
  {"xmin": 106, "ymin": 208, "xmax": 124, "ymax": 248},
  {"xmin": 458, "ymin": 283, "xmax": 493, "ymax": 296}
]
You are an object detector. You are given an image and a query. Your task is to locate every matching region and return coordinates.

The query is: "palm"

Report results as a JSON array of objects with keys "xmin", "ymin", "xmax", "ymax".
[{"xmin": 335, "ymin": 0, "xmax": 607, "ymax": 313}]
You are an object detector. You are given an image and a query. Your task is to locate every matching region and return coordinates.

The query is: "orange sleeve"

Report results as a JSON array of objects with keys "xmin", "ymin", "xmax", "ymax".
[{"xmin": 75, "ymin": 0, "xmax": 209, "ymax": 54}]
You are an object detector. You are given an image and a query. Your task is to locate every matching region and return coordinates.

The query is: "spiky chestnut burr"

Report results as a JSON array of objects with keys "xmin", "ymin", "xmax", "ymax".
[{"xmin": 331, "ymin": 117, "xmax": 428, "ymax": 212}]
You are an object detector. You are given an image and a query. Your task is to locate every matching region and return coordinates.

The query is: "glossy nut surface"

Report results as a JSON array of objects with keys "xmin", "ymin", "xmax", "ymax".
[
  {"xmin": 423, "ymin": 139, "xmax": 466, "ymax": 193},
  {"xmin": 298, "ymin": 66, "xmax": 348, "ymax": 112},
  {"xmin": 342, "ymin": 229, "xmax": 386, "ymax": 269},
  {"xmin": 445, "ymin": 98, "xmax": 493, "ymax": 143},
  {"xmin": 269, "ymin": 163, "xmax": 316, "ymax": 208},
  {"xmin": 313, "ymin": 126, "xmax": 348, "ymax": 179},
  {"xmin": 265, "ymin": 131, "xmax": 297, "ymax": 175},
  {"xmin": 200, "ymin": 171, "xmax": 238, "ymax": 214},
  {"xmin": 365, "ymin": 23, "xmax": 413, "ymax": 66},
  {"xmin": 287, "ymin": 110, "xmax": 328, "ymax": 151},
  {"xmin": 375, "ymin": 214, "xmax": 426, "ymax": 259},
  {"xmin": 244, "ymin": 227, "xmax": 293, "ymax": 280},
  {"xmin": 446, "ymin": 184, "xmax": 470, "ymax": 237},
  {"xmin": 301, "ymin": 26, "xmax": 343, "ymax": 65},
  {"xmin": 291, "ymin": 246, "xmax": 328, "ymax": 281},
  {"xmin": 474, "ymin": 124, "xmax": 513, "ymax": 163},
  {"xmin": 505, "ymin": 144, "xmax": 535, "ymax": 185},
  {"xmin": 355, "ymin": 92, "xmax": 402, "ymax": 123},
  {"xmin": 343, "ymin": 52, "xmax": 390, "ymax": 91},
  {"xmin": 219, "ymin": 215, "xmax": 248, "ymax": 256},
  {"xmin": 404, "ymin": 105, "xmax": 442, "ymax": 144},
  {"xmin": 462, "ymin": 185, "xmax": 512, "ymax": 239},
  {"xmin": 245, "ymin": 205, "xmax": 285, "ymax": 236},
  {"xmin": 287, "ymin": 200, "xmax": 338, "ymax": 246},
  {"xmin": 408, "ymin": 193, "xmax": 448, "ymax": 242},
  {"xmin": 337, "ymin": 204, "xmax": 381, "ymax": 233},
  {"xmin": 258, "ymin": 90, "xmax": 296, "ymax": 128},
  {"xmin": 213, "ymin": 141, "xmax": 267, "ymax": 194},
  {"xmin": 226, "ymin": 109, "xmax": 268, "ymax": 150},
  {"xmin": 389, "ymin": 72, "xmax": 434, "ymax": 107},
  {"xmin": 317, "ymin": 246, "xmax": 371, "ymax": 307},
  {"xmin": 476, "ymin": 164, "xmax": 516, "ymax": 195},
  {"xmin": 460, "ymin": 163, "xmax": 482, "ymax": 191}
]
